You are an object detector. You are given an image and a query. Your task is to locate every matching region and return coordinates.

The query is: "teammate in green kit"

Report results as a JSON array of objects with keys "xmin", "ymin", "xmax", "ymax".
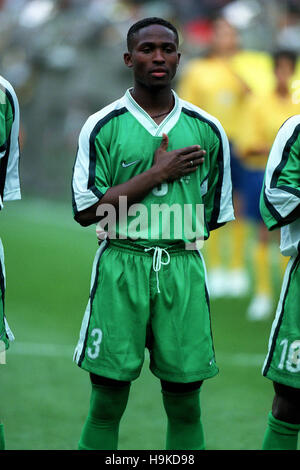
[
  {"xmin": 260, "ymin": 115, "xmax": 300, "ymax": 450},
  {"xmin": 0, "ymin": 75, "xmax": 21, "ymax": 450},
  {"xmin": 72, "ymin": 17, "xmax": 234, "ymax": 450}
]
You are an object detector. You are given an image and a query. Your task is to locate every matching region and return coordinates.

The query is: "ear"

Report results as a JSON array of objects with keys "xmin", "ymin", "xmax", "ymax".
[{"xmin": 124, "ymin": 52, "xmax": 133, "ymax": 68}]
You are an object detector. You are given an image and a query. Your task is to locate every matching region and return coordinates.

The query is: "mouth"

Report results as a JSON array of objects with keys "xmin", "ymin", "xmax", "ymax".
[{"xmin": 150, "ymin": 69, "xmax": 168, "ymax": 78}]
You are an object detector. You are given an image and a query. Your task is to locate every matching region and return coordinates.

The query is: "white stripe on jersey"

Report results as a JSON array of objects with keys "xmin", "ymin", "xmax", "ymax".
[
  {"xmin": 0, "ymin": 237, "xmax": 5, "ymax": 290},
  {"xmin": 264, "ymin": 115, "xmax": 300, "ymax": 218},
  {"xmin": 0, "ymin": 75, "xmax": 21, "ymax": 209},
  {"xmin": 72, "ymin": 99, "xmax": 125, "ymax": 213},
  {"xmin": 262, "ymin": 255, "xmax": 297, "ymax": 374},
  {"xmin": 179, "ymin": 99, "xmax": 235, "ymax": 226},
  {"xmin": 263, "ymin": 115, "xmax": 300, "ymax": 256}
]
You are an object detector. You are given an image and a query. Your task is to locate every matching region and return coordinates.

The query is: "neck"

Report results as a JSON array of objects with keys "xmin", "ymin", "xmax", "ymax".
[
  {"xmin": 276, "ymin": 83, "xmax": 289, "ymax": 97},
  {"xmin": 130, "ymin": 84, "xmax": 174, "ymax": 115},
  {"xmin": 211, "ymin": 48, "xmax": 236, "ymax": 59}
]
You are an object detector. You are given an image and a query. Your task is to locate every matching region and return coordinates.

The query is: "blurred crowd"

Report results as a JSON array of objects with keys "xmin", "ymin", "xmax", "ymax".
[
  {"xmin": 1, "ymin": 0, "xmax": 300, "ymax": 316},
  {"xmin": 0, "ymin": 0, "xmax": 298, "ymax": 197}
]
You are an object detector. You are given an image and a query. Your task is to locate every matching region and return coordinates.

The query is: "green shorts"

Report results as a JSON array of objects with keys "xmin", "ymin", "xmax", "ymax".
[
  {"xmin": 262, "ymin": 253, "xmax": 300, "ymax": 388},
  {"xmin": 74, "ymin": 239, "xmax": 219, "ymax": 383},
  {"xmin": 0, "ymin": 239, "xmax": 14, "ymax": 351}
]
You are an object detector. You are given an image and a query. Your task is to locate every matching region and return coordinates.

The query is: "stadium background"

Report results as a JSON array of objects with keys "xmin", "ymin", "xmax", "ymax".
[{"xmin": 1, "ymin": 0, "xmax": 300, "ymax": 450}]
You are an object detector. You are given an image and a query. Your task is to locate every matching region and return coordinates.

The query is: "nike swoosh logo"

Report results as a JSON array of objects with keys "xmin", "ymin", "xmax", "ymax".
[{"xmin": 121, "ymin": 160, "xmax": 141, "ymax": 168}]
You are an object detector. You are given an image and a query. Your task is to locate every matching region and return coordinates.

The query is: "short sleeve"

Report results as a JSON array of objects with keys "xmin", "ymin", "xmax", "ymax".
[
  {"xmin": 0, "ymin": 79, "xmax": 21, "ymax": 208},
  {"xmin": 72, "ymin": 115, "xmax": 111, "ymax": 216},
  {"xmin": 260, "ymin": 116, "xmax": 300, "ymax": 230}
]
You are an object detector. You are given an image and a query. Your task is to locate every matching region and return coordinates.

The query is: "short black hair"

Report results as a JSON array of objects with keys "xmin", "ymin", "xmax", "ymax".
[
  {"xmin": 273, "ymin": 49, "xmax": 297, "ymax": 70},
  {"xmin": 127, "ymin": 17, "xmax": 179, "ymax": 52}
]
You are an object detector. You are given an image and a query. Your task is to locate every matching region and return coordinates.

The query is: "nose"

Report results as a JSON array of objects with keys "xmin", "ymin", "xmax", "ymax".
[{"xmin": 153, "ymin": 48, "xmax": 165, "ymax": 63}]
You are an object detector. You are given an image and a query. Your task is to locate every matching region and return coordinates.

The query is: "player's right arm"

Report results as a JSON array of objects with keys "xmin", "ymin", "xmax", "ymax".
[
  {"xmin": 73, "ymin": 133, "xmax": 205, "ymax": 227},
  {"xmin": 260, "ymin": 115, "xmax": 300, "ymax": 231}
]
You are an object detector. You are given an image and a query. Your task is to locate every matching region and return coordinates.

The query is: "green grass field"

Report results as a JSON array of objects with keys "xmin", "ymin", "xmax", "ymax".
[{"xmin": 0, "ymin": 198, "xmax": 297, "ymax": 450}]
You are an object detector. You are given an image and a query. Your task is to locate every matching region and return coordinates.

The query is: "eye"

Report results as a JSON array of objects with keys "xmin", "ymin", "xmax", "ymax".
[{"xmin": 164, "ymin": 46, "xmax": 176, "ymax": 54}]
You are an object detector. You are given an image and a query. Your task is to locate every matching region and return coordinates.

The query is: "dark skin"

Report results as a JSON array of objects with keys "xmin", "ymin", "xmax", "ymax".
[
  {"xmin": 76, "ymin": 24, "xmax": 206, "ymax": 227},
  {"xmin": 272, "ymin": 382, "xmax": 300, "ymax": 424}
]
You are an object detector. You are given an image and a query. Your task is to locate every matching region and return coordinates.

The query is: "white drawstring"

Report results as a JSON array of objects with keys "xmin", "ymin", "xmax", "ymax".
[{"xmin": 144, "ymin": 246, "xmax": 171, "ymax": 294}]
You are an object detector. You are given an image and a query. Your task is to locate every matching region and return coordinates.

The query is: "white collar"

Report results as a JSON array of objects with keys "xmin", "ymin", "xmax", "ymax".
[{"xmin": 123, "ymin": 88, "xmax": 182, "ymax": 137}]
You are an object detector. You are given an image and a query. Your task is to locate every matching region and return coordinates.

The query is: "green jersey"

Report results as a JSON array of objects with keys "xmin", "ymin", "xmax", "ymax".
[
  {"xmin": 0, "ymin": 75, "xmax": 21, "ymax": 211},
  {"xmin": 72, "ymin": 89, "xmax": 234, "ymax": 246},
  {"xmin": 260, "ymin": 115, "xmax": 300, "ymax": 256},
  {"xmin": 0, "ymin": 75, "xmax": 20, "ymax": 349}
]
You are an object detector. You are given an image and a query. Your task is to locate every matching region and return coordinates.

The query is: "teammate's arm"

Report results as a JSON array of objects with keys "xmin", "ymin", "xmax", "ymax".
[
  {"xmin": 260, "ymin": 119, "xmax": 300, "ymax": 230},
  {"xmin": 75, "ymin": 134, "xmax": 206, "ymax": 226},
  {"xmin": 0, "ymin": 84, "xmax": 21, "ymax": 207}
]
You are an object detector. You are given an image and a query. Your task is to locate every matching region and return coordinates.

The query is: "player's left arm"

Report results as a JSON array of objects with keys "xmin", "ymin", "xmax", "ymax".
[
  {"xmin": 201, "ymin": 121, "xmax": 235, "ymax": 232},
  {"xmin": 260, "ymin": 116, "xmax": 300, "ymax": 230}
]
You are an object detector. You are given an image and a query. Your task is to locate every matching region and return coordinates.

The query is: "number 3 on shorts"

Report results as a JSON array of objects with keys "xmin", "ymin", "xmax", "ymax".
[{"xmin": 87, "ymin": 328, "xmax": 102, "ymax": 359}]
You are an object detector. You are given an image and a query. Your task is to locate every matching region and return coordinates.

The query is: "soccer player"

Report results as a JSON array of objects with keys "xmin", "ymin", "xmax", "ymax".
[
  {"xmin": 260, "ymin": 115, "xmax": 300, "ymax": 449},
  {"xmin": 236, "ymin": 50, "xmax": 300, "ymax": 320},
  {"xmin": 0, "ymin": 75, "xmax": 21, "ymax": 450},
  {"xmin": 72, "ymin": 17, "xmax": 234, "ymax": 450}
]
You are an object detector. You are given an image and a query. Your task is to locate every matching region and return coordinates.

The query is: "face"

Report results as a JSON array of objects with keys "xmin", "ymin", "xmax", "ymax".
[
  {"xmin": 211, "ymin": 18, "xmax": 238, "ymax": 54},
  {"xmin": 124, "ymin": 24, "xmax": 181, "ymax": 89},
  {"xmin": 275, "ymin": 57, "xmax": 295, "ymax": 86}
]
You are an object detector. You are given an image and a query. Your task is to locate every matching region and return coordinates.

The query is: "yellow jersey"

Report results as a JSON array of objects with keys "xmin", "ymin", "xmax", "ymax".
[
  {"xmin": 177, "ymin": 50, "xmax": 272, "ymax": 141},
  {"xmin": 235, "ymin": 90, "xmax": 300, "ymax": 169}
]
